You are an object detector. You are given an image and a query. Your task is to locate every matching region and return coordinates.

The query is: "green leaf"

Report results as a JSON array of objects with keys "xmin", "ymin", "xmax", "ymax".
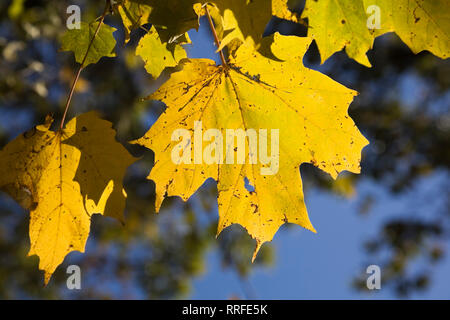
[{"xmin": 60, "ymin": 21, "xmax": 117, "ymax": 66}]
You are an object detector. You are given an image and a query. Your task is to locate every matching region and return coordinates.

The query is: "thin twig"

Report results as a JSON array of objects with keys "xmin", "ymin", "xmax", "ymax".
[
  {"xmin": 204, "ymin": 4, "xmax": 227, "ymax": 67},
  {"xmin": 59, "ymin": 1, "xmax": 111, "ymax": 131}
]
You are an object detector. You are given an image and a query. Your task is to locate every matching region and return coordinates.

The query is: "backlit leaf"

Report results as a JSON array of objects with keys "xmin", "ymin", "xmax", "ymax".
[
  {"xmin": 0, "ymin": 112, "xmax": 137, "ymax": 283},
  {"xmin": 136, "ymin": 25, "xmax": 188, "ymax": 78},
  {"xmin": 302, "ymin": 0, "xmax": 450, "ymax": 67},
  {"xmin": 133, "ymin": 33, "xmax": 369, "ymax": 259},
  {"xmin": 60, "ymin": 21, "xmax": 117, "ymax": 66}
]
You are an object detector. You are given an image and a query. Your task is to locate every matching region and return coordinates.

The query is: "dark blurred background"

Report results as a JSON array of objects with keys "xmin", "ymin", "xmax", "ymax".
[{"xmin": 0, "ymin": 0, "xmax": 448, "ymax": 299}]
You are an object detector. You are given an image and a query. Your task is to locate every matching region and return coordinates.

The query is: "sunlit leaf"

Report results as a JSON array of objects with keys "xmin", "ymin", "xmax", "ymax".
[
  {"xmin": 302, "ymin": 0, "xmax": 450, "ymax": 66},
  {"xmin": 0, "ymin": 112, "xmax": 137, "ymax": 284},
  {"xmin": 133, "ymin": 33, "xmax": 369, "ymax": 259}
]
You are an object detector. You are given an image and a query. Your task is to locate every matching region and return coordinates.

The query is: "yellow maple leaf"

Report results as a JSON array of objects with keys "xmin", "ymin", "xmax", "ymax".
[
  {"xmin": 302, "ymin": 0, "xmax": 374, "ymax": 67},
  {"xmin": 136, "ymin": 25, "xmax": 189, "ymax": 78},
  {"xmin": 133, "ymin": 33, "xmax": 369, "ymax": 259},
  {"xmin": 366, "ymin": 0, "xmax": 450, "ymax": 59},
  {"xmin": 302, "ymin": 0, "xmax": 450, "ymax": 67},
  {"xmin": 0, "ymin": 112, "xmax": 137, "ymax": 284}
]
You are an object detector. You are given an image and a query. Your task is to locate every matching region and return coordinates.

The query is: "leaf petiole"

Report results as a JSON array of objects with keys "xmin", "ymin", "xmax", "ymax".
[
  {"xmin": 59, "ymin": 0, "xmax": 111, "ymax": 131},
  {"xmin": 204, "ymin": 4, "xmax": 228, "ymax": 67}
]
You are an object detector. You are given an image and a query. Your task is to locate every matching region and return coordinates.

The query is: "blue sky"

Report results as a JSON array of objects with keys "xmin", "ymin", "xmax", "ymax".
[{"xmin": 190, "ymin": 176, "xmax": 450, "ymax": 299}]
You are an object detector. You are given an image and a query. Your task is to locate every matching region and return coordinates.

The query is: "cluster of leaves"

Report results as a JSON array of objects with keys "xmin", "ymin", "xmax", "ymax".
[
  {"xmin": 0, "ymin": 0, "xmax": 273, "ymax": 298},
  {"xmin": 0, "ymin": 0, "xmax": 448, "ymax": 285}
]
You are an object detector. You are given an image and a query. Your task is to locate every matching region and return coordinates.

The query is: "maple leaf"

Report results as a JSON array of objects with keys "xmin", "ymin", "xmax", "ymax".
[
  {"xmin": 60, "ymin": 21, "xmax": 117, "ymax": 66},
  {"xmin": 366, "ymin": 0, "xmax": 450, "ymax": 59},
  {"xmin": 302, "ymin": 0, "xmax": 450, "ymax": 67},
  {"xmin": 133, "ymin": 33, "xmax": 369, "ymax": 259},
  {"xmin": 136, "ymin": 25, "xmax": 189, "ymax": 79},
  {"xmin": 0, "ymin": 112, "xmax": 137, "ymax": 284}
]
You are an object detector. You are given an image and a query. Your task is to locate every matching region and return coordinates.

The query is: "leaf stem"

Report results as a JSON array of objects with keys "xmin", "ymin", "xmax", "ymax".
[
  {"xmin": 204, "ymin": 4, "xmax": 228, "ymax": 67},
  {"xmin": 59, "ymin": 0, "xmax": 111, "ymax": 131}
]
